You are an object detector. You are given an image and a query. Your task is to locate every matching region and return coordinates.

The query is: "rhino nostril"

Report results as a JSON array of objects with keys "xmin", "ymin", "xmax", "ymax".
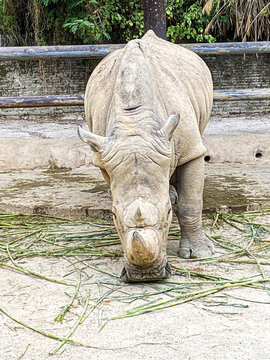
[{"xmin": 132, "ymin": 230, "xmax": 144, "ymax": 243}]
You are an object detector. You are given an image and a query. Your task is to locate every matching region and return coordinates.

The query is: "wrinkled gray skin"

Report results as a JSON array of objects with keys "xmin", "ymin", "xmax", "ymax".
[{"xmin": 78, "ymin": 30, "xmax": 214, "ymax": 282}]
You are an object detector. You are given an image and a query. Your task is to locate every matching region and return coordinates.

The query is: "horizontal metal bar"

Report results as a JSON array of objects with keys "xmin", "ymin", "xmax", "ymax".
[
  {"xmin": 0, "ymin": 89, "xmax": 269, "ymax": 109},
  {"xmin": 214, "ymin": 89, "xmax": 270, "ymax": 101},
  {"xmin": 0, "ymin": 45, "xmax": 124, "ymax": 61},
  {"xmin": 0, "ymin": 94, "xmax": 84, "ymax": 108},
  {"xmin": 184, "ymin": 41, "xmax": 270, "ymax": 55},
  {"xmin": 0, "ymin": 41, "xmax": 269, "ymax": 61}
]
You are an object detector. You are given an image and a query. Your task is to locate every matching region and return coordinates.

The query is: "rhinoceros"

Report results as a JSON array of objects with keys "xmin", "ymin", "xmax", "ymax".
[{"xmin": 78, "ymin": 30, "xmax": 214, "ymax": 282}]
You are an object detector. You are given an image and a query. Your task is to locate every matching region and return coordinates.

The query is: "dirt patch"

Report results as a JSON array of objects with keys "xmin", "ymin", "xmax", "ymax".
[{"xmin": 204, "ymin": 175, "xmax": 257, "ymax": 211}]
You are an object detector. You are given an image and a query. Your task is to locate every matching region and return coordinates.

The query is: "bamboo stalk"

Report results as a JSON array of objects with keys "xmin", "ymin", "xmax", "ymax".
[
  {"xmin": 54, "ymin": 260, "xmax": 82, "ymax": 322},
  {"xmin": 50, "ymin": 290, "xmax": 90, "ymax": 354},
  {"xmin": 1, "ymin": 263, "xmax": 73, "ymax": 286},
  {"xmin": 0, "ymin": 305, "xmax": 85, "ymax": 346}
]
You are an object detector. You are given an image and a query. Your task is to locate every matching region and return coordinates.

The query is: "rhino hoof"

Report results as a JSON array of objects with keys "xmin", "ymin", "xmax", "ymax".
[{"xmin": 178, "ymin": 236, "xmax": 215, "ymax": 259}]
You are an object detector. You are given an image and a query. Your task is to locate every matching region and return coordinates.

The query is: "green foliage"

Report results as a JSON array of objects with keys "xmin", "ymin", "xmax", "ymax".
[
  {"xmin": 0, "ymin": 0, "xmax": 216, "ymax": 45},
  {"xmin": 62, "ymin": 0, "xmax": 214, "ymax": 44},
  {"xmin": 0, "ymin": 0, "xmax": 22, "ymax": 44},
  {"xmin": 1, "ymin": 0, "xmax": 270, "ymax": 45},
  {"xmin": 62, "ymin": 0, "xmax": 144, "ymax": 44},
  {"xmin": 167, "ymin": 0, "xmax": 215, "ymax": 42}
]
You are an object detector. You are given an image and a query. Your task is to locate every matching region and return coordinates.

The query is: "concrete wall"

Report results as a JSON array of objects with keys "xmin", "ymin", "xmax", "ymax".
[{"xmin": 0, "ymin": 53, "xmax": 270, "ymax": 119}]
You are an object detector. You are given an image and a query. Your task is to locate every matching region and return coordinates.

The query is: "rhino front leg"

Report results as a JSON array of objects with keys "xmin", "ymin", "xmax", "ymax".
[{"xmin": 174, "ymin": 155, "xmax": 214, "ymax": 259}]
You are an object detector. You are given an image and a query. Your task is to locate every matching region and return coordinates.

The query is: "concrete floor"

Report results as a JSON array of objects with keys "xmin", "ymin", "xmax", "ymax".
[
  {"xmin": 0, "ymin": 114, "xmax": 270, "ymax": 217},
  {"xmin": 1, "ymin": 113, "xmax": 270, "ymax": 138}
]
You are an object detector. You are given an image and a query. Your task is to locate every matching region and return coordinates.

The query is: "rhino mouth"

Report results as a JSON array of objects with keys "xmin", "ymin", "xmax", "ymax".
[{"xmin": 121, "ymin": 260, "xmax": 171, "ymax": 283}]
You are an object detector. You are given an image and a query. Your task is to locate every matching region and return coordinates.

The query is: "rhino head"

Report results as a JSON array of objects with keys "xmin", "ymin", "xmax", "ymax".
[{"xmin": 78, "ymin": 114, "xmax": 179, "ymax": 282}]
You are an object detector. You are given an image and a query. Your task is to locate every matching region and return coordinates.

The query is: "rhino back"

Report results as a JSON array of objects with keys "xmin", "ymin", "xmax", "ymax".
[{"xmin": 85, "ymin": 30, "xmax": 213, "ymax": 167}]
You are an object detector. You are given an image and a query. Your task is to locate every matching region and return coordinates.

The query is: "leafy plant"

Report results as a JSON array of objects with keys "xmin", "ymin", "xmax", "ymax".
[
  {"xmin": 1, "ymin": 0, "xmax": 269, "ymax": 45},
  {"xmin": 167, "ymin": 0, "xmax": 215, "ymax": 42},
  {"xmin": 0, "ymin": 0, "xmax": 214, "ymax": 45},
  {"xmin": 62, "ymin": 0, "xmax": 144, "ymax": 44}
]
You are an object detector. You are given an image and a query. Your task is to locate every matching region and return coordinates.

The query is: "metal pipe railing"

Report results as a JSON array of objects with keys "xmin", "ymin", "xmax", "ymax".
[
  {"xmin": 0, "ymin": 94, "xmax": 84, "ymax": 108},
  {"xmin": 0, "ymin": 89, "xmax": 269, "ymax": 108},
  {"xmin": 0, "ymin": 41, "xmax": 270, "ymax": 61},
  {"xmin": 214, "ymin": 89, "xmax": 270, "ymax": 102},
  {"xmin": 0, "ymin": 41, "xmax": 269, "ymax": 109}
]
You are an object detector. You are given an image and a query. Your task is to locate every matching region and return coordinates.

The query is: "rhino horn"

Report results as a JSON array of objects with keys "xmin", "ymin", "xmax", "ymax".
[
  {"xmin": 131, "ymin": 231, "xmax": 147, "ymax": 259},
  {"xmin": 128, "ymin": 230, "xmax": 158, "ymax": 266},
  {"xmin": 77, "ymin": 126, "xmax": 105, "ymax": 151},
  {"xmin": 134, "ymin": 206, "xmax": 142, "ymax": 222},
  {"xmin": 160, "ymin": 114, "xmax": 180, "ymax": 141}
]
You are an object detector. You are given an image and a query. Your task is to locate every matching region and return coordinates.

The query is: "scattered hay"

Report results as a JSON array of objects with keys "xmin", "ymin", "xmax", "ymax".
[{"xmin": 0, "ymin": 210, "xmax": 270, "ymax": 354}]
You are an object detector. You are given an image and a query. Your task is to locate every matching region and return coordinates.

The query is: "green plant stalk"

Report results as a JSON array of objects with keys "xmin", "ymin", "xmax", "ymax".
[
  {"xmin": 84, "ymin": 287, "xmax": 121, "ymax": 325},
  {"xmin": 50, "ymin": 290, "xmax": 90, "ymax": 354},
  {"xmin": 1, "ymin": 263, "xmax": 73, "ymax": 286},
  {"xmin": 109, "ymin": 287, "xmax": 176, "ymax": 302},
  {"xmin": 172, "ymin": 263, "xmax": 268, "ymax": 291},
  {"xmin": 219, "ymin": 216, "xmax": 246, "ymax": 232},
  {"xmin": 0, "ymin": 302, "xmax": 114, "ymax": 351},
  {"xmin": 103, "ymin": 277, "xmax": 270, "ymax": 327},
  {"xmin": 172, "ymin": 265, "xmax": 231, "ymax": 282},
  {"xmin": 54, "ymin": 266, "xmax": 82, "ymax": 322},
  {"xmin": 17, "ymin": 344, "xmax": 30, "ymax": 360},
  {"xmin": 8, "ymin": 230, "xmax": 42, "ymax": 246},
  {"xmin": 217, "ymin": 259, "xmax": 270, "ymax": 265},
  {"xmin": 6, "ymin": 243, "xmax": 17, "ymax": 267},
  {"xmin": 211, "ymin": 212, "xmax": 220, "ymax": 229},
  {"xmin": 77, "ymin": 260, "xmax": 120, "ymax": 279},
  {"xmin": 100, "ymin": 287, "xmax": 218, "ymax": 330},
  {"xmin": 0, "ymin": 305, "xmax": 85, "ymax": 346},
  {"xmin": 244, "ymin": 208, "xmax": 270, "ymax": 215},
  {"xmin": 223, "ymin": 292, "xmax": 270, "ymax": 305},
  {"xmin": 220, "ymin": 232, "xmax": 266, "ymax": 279},
  {"xmin": 24, "ymin": 233, "xmax": 46, "ymax": 249},
  {"xmin": 204, "ymin": 239, "xmax": 270, "ymax": 263},
  {"xmin": 216, "ymin": 211, "xmax": 270, "ymax": 232}
]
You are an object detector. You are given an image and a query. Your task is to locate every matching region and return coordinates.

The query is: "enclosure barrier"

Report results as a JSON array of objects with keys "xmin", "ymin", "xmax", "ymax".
[
  {"xmin": 0, "ymin": 41, "xmax": 270, "ymax": 108},
  {"xmin": 0, "ymin": 41, "xmax": 270, "ymax": 60},
  {"xmin": 0, "ymin": 95, "xmax": 84, "ymax": 108},
  {"xmin": 1, "ymin": 89, "xmax": 270, "ymax": 108}
]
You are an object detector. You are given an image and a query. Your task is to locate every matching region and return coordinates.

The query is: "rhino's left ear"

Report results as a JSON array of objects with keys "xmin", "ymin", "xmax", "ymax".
[
  {"xmin": 77, "ymin": 126, "xmax": 105, "ymax": 152},
  {"xmin": 160, "ymin": 114, "xmax": 180, "ymax": 141}
]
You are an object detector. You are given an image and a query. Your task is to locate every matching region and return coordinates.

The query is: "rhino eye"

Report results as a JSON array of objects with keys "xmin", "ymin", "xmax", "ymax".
[{"xmin": 168, "ymin": 208, "xmax": 172, "ymax": 216}]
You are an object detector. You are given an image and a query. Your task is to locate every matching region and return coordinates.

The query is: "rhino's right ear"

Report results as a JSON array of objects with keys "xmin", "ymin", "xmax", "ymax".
[{"xmin": 77, "ymin": 126, "xmax": 105, "ymax": 152}]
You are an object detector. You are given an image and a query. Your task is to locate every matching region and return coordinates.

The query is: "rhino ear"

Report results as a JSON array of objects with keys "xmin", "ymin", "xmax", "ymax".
[
  {"xmin": 160, "ymin": 114, "xmax": 180, "ymax": 141},
  {"xmin": 77, "ymin": 126, "xmax": 105, "ymax": 152}
]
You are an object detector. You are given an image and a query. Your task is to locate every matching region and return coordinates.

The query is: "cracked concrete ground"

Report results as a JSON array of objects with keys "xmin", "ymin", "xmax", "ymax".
[{"xmin": 1, "ymin": 114, "xmax": 270, "ymax": 360}]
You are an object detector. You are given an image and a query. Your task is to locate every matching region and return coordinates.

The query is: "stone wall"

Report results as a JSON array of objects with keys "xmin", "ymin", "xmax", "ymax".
[
  {"xmin": 203, "ymin": 54, "xmax": 270, "ymax": 115},
  {"xmin": 0, "ymin": 52, "xmax": 269, "ymax": 119}
]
